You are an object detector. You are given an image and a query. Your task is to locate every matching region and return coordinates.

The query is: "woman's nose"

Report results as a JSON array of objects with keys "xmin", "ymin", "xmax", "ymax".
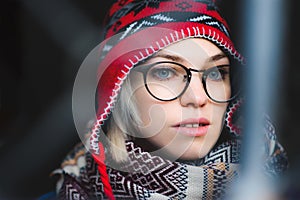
[{"xmin": 179, "ymin": 73, "xmax": 208, "ymax": 107}]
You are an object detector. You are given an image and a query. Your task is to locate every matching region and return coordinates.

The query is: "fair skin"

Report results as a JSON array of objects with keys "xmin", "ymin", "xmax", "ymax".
[{"xmin": 130, "ymin": 38, "xmax": 230, "ymax": 160}]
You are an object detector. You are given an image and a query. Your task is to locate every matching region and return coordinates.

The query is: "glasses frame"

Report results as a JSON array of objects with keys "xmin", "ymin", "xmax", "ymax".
[{"xmin": 134, "ymin": 61, "xmax": 238, "ymax": 103}]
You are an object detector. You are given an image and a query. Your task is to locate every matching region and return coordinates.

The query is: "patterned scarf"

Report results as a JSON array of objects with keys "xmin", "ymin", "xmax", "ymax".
[
  {"xmin": 55, "ymin": 117, "xmax": 288, "ymax": 200},
  {"xmin": 57, "ymin": 139, "xmax": 239, "ymax": 200}
]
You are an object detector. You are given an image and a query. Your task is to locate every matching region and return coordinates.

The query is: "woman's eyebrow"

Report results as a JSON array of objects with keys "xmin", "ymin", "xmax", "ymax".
[
  {"xmin": 150, "ymin": 53, "xmax": 185, "ymax": 62},
  {"xmin": 149, "ymin": 52, "xmax": 227, "ymax": 63},
  {"xmin": 207, "ymin": 53, "xmax": 227, "ymax": 62}
]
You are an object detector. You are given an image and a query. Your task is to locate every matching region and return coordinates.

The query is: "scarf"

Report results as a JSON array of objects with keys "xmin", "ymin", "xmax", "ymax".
[
  {"xmin": 55, "ymin": 117, "xmax": 288, "ymax": 200},
  {"xmin": 56, "ymin": 140, "xmax": 239, "ymax": 200}
]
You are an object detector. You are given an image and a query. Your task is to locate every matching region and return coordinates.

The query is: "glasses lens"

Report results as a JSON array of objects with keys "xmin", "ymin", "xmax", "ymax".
[
  {"xmin": 145, "ymin": 62, "xmax": 188, "ymax": 101},
  {"xmin": 204, "ymin": 65, "xmax": 233, "ymax": 102}
]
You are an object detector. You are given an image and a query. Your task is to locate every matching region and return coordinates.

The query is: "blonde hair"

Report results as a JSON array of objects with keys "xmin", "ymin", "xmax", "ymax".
[{"xmin": 106, "ymin": 76, "xmax": 142, "ymax": 163}]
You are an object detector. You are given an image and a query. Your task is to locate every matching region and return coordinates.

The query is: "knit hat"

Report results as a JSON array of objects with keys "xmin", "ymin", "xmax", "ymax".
[{"xmin": 90, "ymin": 0, "xmax": 244, "ymax": 155}]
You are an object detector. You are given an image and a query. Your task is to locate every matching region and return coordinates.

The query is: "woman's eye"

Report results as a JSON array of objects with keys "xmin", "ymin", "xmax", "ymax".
[
  {"xmin": 207, "ymin": 67, "xmax": 229, "ymax": 81},
  {"xmin": 208, "ymin": 70, "xmax": 222, "ymax": 81},
  {"xmin": 150, "ymin": 67, "xmax": 176, "ymax": 80}
]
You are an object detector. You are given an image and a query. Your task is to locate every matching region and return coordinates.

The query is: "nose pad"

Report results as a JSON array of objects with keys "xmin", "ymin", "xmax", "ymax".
[{"xmin": 179, "ymin": 73, "xmax": 208, "ymax": 107}]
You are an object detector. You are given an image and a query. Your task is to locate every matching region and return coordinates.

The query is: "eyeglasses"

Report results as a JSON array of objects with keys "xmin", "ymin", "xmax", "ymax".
[{"xmin": 133, "ymin": 61, "xmax": 239, "ymax": 103}]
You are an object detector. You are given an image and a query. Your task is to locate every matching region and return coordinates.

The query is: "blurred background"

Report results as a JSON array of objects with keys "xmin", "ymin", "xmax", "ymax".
[{"xmin": 0, "ymin": 0, "xmax": 299, "ymax": 199}]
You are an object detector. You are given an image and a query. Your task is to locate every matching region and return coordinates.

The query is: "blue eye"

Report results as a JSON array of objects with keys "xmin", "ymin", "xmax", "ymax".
[
  {"xmin": 155, "ymin": 68, "xmax": 172, "ymax": 79},
  {"xmin": 150, "ymin": 66, "xmax": 177, "ymax": 81},
  {"xmin": 208, "ymin": 70, "xmax": 222, "ymax": 81},
  {"xmin": 207, "ymin": 67, "xmax": 229, "ymax": 81}
]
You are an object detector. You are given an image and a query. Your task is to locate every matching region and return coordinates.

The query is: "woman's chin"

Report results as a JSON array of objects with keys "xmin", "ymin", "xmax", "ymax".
[{"xmin": 177, "ymin": 144, "xmax": 211, "ymax": 160}]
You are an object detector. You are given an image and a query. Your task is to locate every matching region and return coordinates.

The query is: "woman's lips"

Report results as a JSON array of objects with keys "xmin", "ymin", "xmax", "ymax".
[{"xmin": 172, "ymin": 118, "xmax": 210, "ymax": 137}]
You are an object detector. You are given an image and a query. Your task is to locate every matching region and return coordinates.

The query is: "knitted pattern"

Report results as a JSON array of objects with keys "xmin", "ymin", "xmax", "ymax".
[
  {"xmin": 55, "ymin": 119, "xmax": 288, "ymax": 199},
  {"xmin": 57, "ymin": 140, "xmax": 240, "ymax": 200}
]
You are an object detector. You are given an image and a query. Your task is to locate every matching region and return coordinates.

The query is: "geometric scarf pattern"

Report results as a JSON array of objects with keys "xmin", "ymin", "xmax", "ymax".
[
  {"xmin": 57, "ymin": 140, "xmax": 240, "ymax": 200},
  {"xmin": 55, "ymin": 115, "xmax": 288, "ymax": 199}
]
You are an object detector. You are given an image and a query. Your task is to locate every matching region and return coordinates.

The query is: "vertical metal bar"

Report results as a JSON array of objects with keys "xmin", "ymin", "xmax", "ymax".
[{"xmin": 228, "ymin": 0, "xmax": 285, "ymax": 199}]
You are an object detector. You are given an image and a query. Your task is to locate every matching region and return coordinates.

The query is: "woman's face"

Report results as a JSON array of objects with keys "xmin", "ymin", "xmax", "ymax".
[{"xmin": 130, "ymin": 38, "xmax": 230, "ymax": 160}]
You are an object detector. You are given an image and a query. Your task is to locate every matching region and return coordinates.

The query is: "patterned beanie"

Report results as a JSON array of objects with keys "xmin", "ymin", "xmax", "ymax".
[{"xmin": 90, "ymin": 0, "xmax": 244, "ymax": 155}]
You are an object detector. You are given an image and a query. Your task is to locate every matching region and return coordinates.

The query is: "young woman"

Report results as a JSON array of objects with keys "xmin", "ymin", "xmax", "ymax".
[{"xmin": 54, "ymin": 0, "xmax": 288, "ymax": 199}]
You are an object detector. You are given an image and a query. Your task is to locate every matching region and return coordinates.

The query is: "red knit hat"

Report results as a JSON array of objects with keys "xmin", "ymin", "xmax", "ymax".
[{"xmin": 88, "ymin": 1, "xmax": 244, "ymax": 199}]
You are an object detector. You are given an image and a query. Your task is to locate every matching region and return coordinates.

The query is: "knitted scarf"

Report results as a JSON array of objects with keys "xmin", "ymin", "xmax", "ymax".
[
  {"xmin": 55, "ymin": 117, "xmax": 288, "ymax": 200},
  {"xmin": 57, "ymin": 140, "xmax": 239, "ymax": 200}
]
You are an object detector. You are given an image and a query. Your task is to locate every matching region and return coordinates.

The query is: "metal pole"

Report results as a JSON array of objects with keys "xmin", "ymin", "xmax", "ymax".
[{"xmin": 228, "ymin": 0, "xmax": 285, "ymax": 199}]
